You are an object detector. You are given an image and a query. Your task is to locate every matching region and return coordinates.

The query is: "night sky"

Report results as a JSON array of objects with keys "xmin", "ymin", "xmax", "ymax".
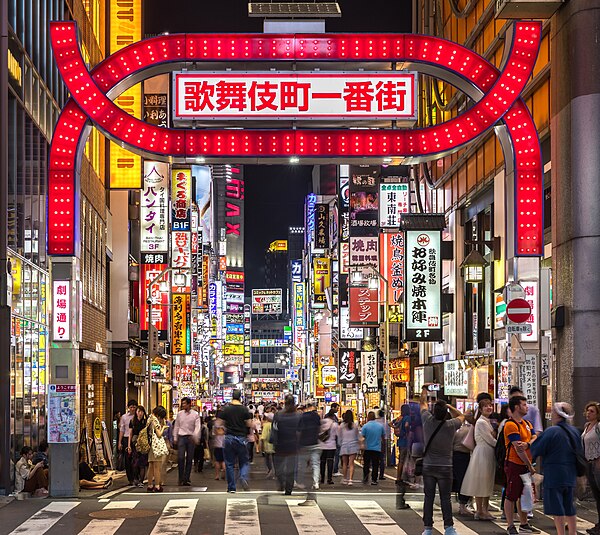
[{"xmin": 144, "ymin": 0, "xmax": 412, "ymax": 291}]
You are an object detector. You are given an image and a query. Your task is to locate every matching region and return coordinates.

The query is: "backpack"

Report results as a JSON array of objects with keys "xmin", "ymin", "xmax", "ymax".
[
  {"xmin": 495, "ymin": 418, "xmax": 532, "ymax": 470},
  {"xmin": 135, "ymin": 423, "xmax": 152, "ymax": 454}
]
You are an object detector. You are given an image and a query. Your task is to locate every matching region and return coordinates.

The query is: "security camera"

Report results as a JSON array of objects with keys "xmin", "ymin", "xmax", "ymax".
[{"xmin": 146, "ymin": 298, "xmax": 152, "ymax": 305}]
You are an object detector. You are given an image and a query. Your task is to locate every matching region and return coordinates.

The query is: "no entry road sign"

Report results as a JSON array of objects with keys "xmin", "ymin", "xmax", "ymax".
[{"xmin": 506, "ymin": 298, "xmax": 532, "ymax": 324}]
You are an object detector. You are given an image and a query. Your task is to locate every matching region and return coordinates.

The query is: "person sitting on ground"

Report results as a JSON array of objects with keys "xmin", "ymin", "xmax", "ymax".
[
  {"xmin": 79, "ymin": 457, "xmax": 113, "ymax": 490},
  {"xmin": 15, "ymin": 446, "xmax": 48, "ymax": 496},
  {"xmin": 32, "ymin": 440, "xmax": 49, "ymax": 469}
]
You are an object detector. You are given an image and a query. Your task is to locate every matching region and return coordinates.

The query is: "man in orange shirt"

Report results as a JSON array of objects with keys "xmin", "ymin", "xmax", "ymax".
[{"xmin": 503, "ymin": 395, "xmax": 540, "ymax": 535}]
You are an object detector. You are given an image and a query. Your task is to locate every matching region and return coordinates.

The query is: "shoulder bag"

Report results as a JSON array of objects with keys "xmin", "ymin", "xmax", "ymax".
[
  {"xmin": 558, "ymin": 424, "xmax": 587, "ymax": 477},
  {"xmin": 414, "ymin": 419, "xmax": 445, "ymax": 477}
]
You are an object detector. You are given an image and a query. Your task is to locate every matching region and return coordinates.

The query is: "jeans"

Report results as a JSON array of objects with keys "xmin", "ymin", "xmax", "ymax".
[
  {"xmin": 224, "ymin": 434, "xmax": 250, "ymax": 491},
  {"xmin": 587, "ymin": 459, "xmax": 600, "ymax": 524},
  {"xmin": 121, "ymin": 437, "xmax": 134, "ymax": 483},
  {"xmin": 177, "ymin": 435, "xmax": 195, "ymax": 483},
  {"xmin": 299, "ymin": 445, "xmax": 321, "ymax": 488},
  {"xmin": 363, "ymin": 450, "xmax": 381, "ymax": 483},
  {"xmin": 247, "ymin": 441, "xmax": 255, "ymax": 463},
  {"xmin": 320, "ymin": 449, "xmax": 335, "ymax": 483},
  {"xmin": 276, "ymin": 454, "xmax": 297, "ymax": 494},
  {"xmin": 423, "ymin": 465, "xmax": 454, "ymax": 529}
]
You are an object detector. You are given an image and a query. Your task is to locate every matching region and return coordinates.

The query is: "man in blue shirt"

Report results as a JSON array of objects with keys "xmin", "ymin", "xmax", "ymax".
[{"xmin": 361, "ymin": 412, "xmax": 385, "ymax": 485}]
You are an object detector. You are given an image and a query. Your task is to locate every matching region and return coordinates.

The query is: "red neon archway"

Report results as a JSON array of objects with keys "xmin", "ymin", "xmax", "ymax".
[{"xmin": 48, "ymin": 22, "xmax": 543, "ymax": 257}]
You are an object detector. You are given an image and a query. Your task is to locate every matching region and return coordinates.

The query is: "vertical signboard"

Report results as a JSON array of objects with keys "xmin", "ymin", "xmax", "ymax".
[
  {"xmin": 172, "ymin": 293, "xmax": 190, "ymax": 355},
  {"xmin": 109, "ymin": 0, "xmax": 142, "ymax": 189},
  {"xmin": 312, "ymin": 257, "xmax": 330, "ymax": 305},
  {"xmin": 349, "ymin": 286, "xmax": 380, "ymax": 327},
  {"xmin": 443, "ymin": 360, "xmax": 468, "ymax": 396},
  {"xmin": 349, "ymin": 168, "xmax": 379, "ymax": 236},
  {"xmin": 293, "ymin": 282, "xmax": 306, "ymax": 330},
  {"xmin": 339, "ymin": 349, "xmax": 359, "ymax": 384},
  {"xmin": 171, "ymin": 168, "xmax": 192, "ymax": 231},
  {"xmin": 340, "ymin": 306, "xmax": 363, "ymax": 339},
  {"xmin": 519, "ymin": 280, "xmax": 539, "ymax": 343},
  {"xmin": 404, "ymin": 230, "xmax": 442, "ymax": 341},
  {"xmin": 361, "ymin": 351, "xmax": 378, "ymax": 393},
  {"xmin": 141, "ymin": 162, "xmax": 169, "ymax": 253},
  {"xmin": 143, "ymin": 93, "xmax": 168, "ymax": 127},
  {"xmin": 52, "ymin": 280, "xmax": 71, "ymax": 341},
  {"xmin": 140, "ymin": 260, "xmax": 169, "ymax": 339},
  {"xmin": 380, "ymin": 232, "xmax": 405, "ymax": 305},
  {"xmin": 315, "ymin": 203, "xmax": 330, "ymax": 249},
  {"xmin": 349, "ymin": 236, "xmax": 379, "ymax": 268},
  {"xmin": 379, "ymin": 182, "xmax": 410, "ymax": 227},
  {"xmin": 305, "ymin": 193, "xmax": 317, "ymax": 246}
]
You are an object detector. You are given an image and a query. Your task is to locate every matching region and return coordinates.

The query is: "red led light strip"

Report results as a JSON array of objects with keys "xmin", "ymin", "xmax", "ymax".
[{"xmin": 48, "ymin": 22, "xmax": 543, "ymax": 256}]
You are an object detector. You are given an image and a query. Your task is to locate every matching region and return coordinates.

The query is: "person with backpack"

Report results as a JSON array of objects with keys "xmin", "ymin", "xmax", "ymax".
[
  {"xmin": 531, "ymin": 402, "xmax": 583, "ymax": 535},
  {"xmin": 502, "ymin": 395, "xmax": 540, "ymax": 535},
  {"xmin": 419, "ymin": 385, "xmax": 465, "ymax": 535}
]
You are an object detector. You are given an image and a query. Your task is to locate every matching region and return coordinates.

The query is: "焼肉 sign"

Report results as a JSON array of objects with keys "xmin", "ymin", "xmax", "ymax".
[{"xmin": 174, "ymin": 72, "xmax": 417, "ymax": 120}]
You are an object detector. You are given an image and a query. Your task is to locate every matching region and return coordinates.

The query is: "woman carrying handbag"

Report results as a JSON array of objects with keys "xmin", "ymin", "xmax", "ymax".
[{"xmin": 147, "ymin": 405, "xmax": 169, "ymax": 492}]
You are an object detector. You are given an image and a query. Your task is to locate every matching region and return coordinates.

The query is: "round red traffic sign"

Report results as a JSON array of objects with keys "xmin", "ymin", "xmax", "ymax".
[{"xmin": 506, "ymin": 298, "xmax": 532, "ymax": 323}]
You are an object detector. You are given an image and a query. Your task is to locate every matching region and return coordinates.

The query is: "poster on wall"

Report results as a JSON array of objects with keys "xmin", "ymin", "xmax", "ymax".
[
  {"xmin": 48, "ymin": 384, "xmax": 77, "ymax": 443},
  {"xmin": 360, "ymin": 351, "xmax": 378, "ymax": 393},
  {"xmin": 443, "ymin": 360, "xmax": 468, "ymax": 397},
  {"xmin": 404, "ymin": 230, "xmax": 442, "ymax": 341}
]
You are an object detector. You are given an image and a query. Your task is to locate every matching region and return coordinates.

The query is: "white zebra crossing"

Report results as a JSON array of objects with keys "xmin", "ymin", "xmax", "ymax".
[
  {"xmin": 149, "ymin": 498, "xmax": 197, "ymax": 535},
  {"xmin": 286, "ymin": 499, "xmax": 336, "ymax": 535},
  {"xmin": 224, "ymin": 498, "xmax": 261, "ymax": 535},
  {"xmin": 346, "ymin": 500, "xmax": 408, "ymax": 535},
  {"xmin": 78, "ymin": 500, "xmax": 139, "ymax": 535},
  {"xmin": 8, "ymin": 501, "xmax": 79, "ymax": 535}
]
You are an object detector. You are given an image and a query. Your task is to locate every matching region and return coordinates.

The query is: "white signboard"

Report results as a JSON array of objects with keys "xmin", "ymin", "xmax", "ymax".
[
  {"xmin": 361, "ymin": 351, "xmax": 378, "ymax": 393},
  {"xmin": 340, "ymin": 306, "xmax": 363, "ymax": 340},
  {"xmin": 349, "ymin": 236, "xmax": 379, "ymax": 268},
  {"xmin": 517, "ymin": 353, "xmax": 538, "ymax": 407},
  {"xmin": 171, "ymin": 231, "xmax": 191, "ymax": 268},
  {"xmin": 225, "ymin": 290, "xmax": 245, "ymax": 304},
  {"xmin": 48, "ymin": 384, "xmax": 78, "ymax": 443},
  {"xmin": 252, "ymin": 288, "xmax": 283, "ymax": 314},
  {"xmin": 379, "ymin": 182, "xmax": 410, "ymax": 227},
  {"xmin": 507, "ymin": 324, "xmax": 532, "ymax": 334},
  {"xmin": 404, "ymin": 230, "xmax": 442, "ymax": 342},
  {"xmin": 322, "ymin": 365, "xmax": 338, "ymax": 386},
  {"xmin": 443, "ymin": 360, "xmax": 468, "ymax": 397},
  {"xmin": 174, "ymin": 72, "xmax": 417, "ymax": 120},
  {"xmin": 52, "ymin": 280, "xmax": 71, "ymax": 341},
  {"xmin": 519, "ymin": 280, "xmax": 538, "ymax": 342},
  {"xmin": 141, "ymin": 161, "xmax": 169, "ymax": 252}
]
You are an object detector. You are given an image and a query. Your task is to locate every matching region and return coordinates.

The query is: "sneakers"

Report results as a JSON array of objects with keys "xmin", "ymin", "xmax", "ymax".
[
  {"xmin": 240, "ymin": 478, "xmax": 250, "ymax": 491},
  {"xmin": 227, "ymin": 489, "xmax": 236, "ymax": 493},
  {"xmin": 371, "ymin": 481, "xmax": 378, "ymax": 486},
  {"xmin": 298, "ymin": 499, "xmax": 317, "ymax": 506},
  {"xmin": 422, "ymin": 529, "xmax": 433, "ymax": 535},
  {"xmin": 519, "ymin": 524, "xmax": 540, "ymax": 533},
  {"xmin": 311, "ymin": 484, "xmax": 320, "ymax": 490},
  {"xmin": 444, "ymin": 527, "xmax": 459, "ymax": 535},
  {"xmin": 506, "ymin": 526, "xmax": 519, "ymax": 535},
  {"xmin": 333, "ymin": 472, "xmax": 343, "ymax": 477}
]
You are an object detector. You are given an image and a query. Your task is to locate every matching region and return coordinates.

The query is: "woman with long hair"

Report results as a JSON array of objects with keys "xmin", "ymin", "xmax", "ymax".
[
  {"xmin": 338, "ymin": 410, "xmax": 360, "ymax": 485},
  {"xmin": 582, "ymin": 401, "xmax": 600, "ymax": 535},
  {"xmin": 128, "ymin": 405, "xmax": 148, "ymax": 487},
  {"xmin": 147, "ymin": 405, "xmax": 168, "ymax": 492},
  {"xmin": 460, "ymin": 398, "xmax": 497, "ymax": 520}
]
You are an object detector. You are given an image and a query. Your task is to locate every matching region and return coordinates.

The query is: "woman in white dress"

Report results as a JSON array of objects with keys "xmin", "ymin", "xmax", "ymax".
[{"xmin": 460, "ymin": 398, "xmax": 498, "ymax": 520}]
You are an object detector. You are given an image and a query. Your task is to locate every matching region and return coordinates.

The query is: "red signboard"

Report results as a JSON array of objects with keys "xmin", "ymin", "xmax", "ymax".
[
  {"xmin": 506, "ymin": 298, "xmax": 532, "ymax": 324},
  {"xmin": 349, "ymin": 286, "xmax": 380, "ymax": 327},
  {"xmin": 140, "ymin": 263, "xmax": 169, "ymax": 333}
]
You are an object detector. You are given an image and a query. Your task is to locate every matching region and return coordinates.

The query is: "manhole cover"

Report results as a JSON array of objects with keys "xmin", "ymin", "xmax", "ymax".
[{"xmin": 89, "ymin": 509, "xmax": 159, "ymax": 520}]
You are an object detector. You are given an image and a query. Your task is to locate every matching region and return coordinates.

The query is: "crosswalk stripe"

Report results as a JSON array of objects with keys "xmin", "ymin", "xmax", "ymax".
[
  {"xmin": 8, "ymin": 501, "xmax": 79, "ymax": 535},
  {"xmin": 286, "ymin": 499, "xmax": 336, "ymax": 535},
  {"xmin": 149, "ymin": 498, "xmax": 197, "ymax": 535},
  {"xmin": 224, "ymin": 498, "xmax": 260, "ymax": 535},
  {"xmin": 78, "ymin": 501, "xmax": 139, "ymax": 535},
  {"xmin": 346, "ymin": 500, "xmax": 408, "ymax": 535}
]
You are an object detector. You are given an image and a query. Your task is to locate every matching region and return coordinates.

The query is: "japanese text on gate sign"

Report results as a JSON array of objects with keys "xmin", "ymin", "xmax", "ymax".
[
  {"xmin": 174, "ymin": 72, "xmax": 417, "ymax": 120},
  {"xmin": 52, "ymin": 280, "xmax": 71, "ymax": 341}
]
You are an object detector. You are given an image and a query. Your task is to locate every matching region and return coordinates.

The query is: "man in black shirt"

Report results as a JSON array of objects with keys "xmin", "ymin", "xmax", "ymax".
[
  {"xmin": 220, "ymin": 389, "xmax": 252, "ymax": 492},
  {"xmin": 298, "ymin": 401, "xmax": 322, "ymax": 497}
]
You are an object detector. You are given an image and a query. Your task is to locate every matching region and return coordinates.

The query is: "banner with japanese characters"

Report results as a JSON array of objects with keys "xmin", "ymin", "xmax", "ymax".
[
  {"xmin": 171, "ymin": 293, "xmax": 190, "ymax": 355},
  {"xmin": 141, "ymin": 162, "xmax": 169, "ymax": 253},
  {"xmin": 349, "ymin": 286, "xmax": 380, "ymax": 327},
  {"xmin": 173, "ymin": 72, "xmax": 417, "ymax": 120},
  {"xmin": 349, "ymin": 236, "xmax": 379, "ymax": 268},
  {"xmin": 171, "ymin": 168, "xmax": 192, "ymax": 231},
  {"xmin": 349, "ymin": 167, "xmax": 379, "ymax": 237},
  {"xmin": 339, "ymin": 349, "xmax": 359, "ymax": 384},
  {"xmin": 315, "ymin": 203, "xmax": 330, "ymax": 249},
  {"xmin": 379, "ymin": 182, "xmax": 410, "ymax": 227},
  {"xmin": 143, "ymin": 93, "xmax": 168, "ymax": 127},
  {"xmin": 444, "ymin": 360, "xmax": 468, "ymax": 397},
  {"xmin": 361, "ymin": 351, "xmax": 378, "ymax": 393},
  {"xmin": 52, "ymin": 281, "xmax": 71, "ymax": 342},
  {"xmin": 404, "ymin": 230, "xmax": 442, "ymax": 341},
  {"xmin": 380, "ymin": 232, "xmax": 405, "ymax": 305},
  {"xmin": 140, "ymin": 262, "xmax": 169, "ymax": 340},
  {"xmin": 171, "ymin": 230, "xmax": 191, "ymax": 269}
]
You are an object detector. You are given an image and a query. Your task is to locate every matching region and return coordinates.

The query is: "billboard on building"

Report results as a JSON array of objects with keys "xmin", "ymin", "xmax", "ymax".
[
  {"xmin": 251, "ymin": 289, "xmax": 283, "ymax": 314},
  {"xmin": 349, "ymin": 168, "xmax": 379, "ymax": 236},
  {"xmin": 171, "ymin": 168, "xmax": 192, "ymax": 231},
  {"xmin": 192, "ymin": 165, "xmax": 212, "ymax": 245},
  {"xmin": 339, "ymin": 349, "xmax": 359, "ymax": 384},
  {"xmin": 404, "ymin": 230, "xmax": 442, "ymax": 342},
  {"xmin": 315, "ymin": 204, "xmax": 329, "ymax": 249},
  {"xmin": 140, "ymin": 261, "xmax": 169, "ymax": 340},
  {"xmin": 312, "ymin": 257, "xmax": 330, "ymax": 305},
  {"xmin": 361, "ymin": 351, "xmax": 378, "ymax": 393},
  {"xmin": 380, "ymin": 232, "xmax": 405, "ymax": 305},
  {"xmin": 171, "ymin": 293, "xmax": 190, "ymax": 355},
  {"xmin": 349, "ymin": 287, "xmax": 380, "ymax": 327},
  {"xmin": 349, "ymin": 236, "xmax": 379, "ymax": 268},
  {"xmin": 379, "ymin": 181, "xmax": 410, "ymax": 227},
  {"xmin": 141, "ymin": 162, "xmax": 169, "ymax": 253}
]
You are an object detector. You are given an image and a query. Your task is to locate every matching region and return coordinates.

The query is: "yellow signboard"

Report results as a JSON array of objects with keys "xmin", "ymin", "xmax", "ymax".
[
  {"xmin": 109, "ymin": 0, "xmax": 142, "ymax": 189},
  {"xmin": 313, "ymin": 257, "xmax": 330, "ymax": 297},
  {"xmin": 269, "ymin": 240, "xmax": 288, "ymax": 252}
]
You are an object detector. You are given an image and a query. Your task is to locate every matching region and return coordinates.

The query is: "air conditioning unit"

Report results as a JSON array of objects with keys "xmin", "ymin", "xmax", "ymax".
[{"xmin": 495, "ymin": 0, "xmax": 563, "ymax": 18}]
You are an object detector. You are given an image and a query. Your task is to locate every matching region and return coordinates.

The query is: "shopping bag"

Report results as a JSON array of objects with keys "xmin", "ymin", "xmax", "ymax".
[{"xmin": 520, "ymin": 472, "xmax": 535, "ymax": 512}]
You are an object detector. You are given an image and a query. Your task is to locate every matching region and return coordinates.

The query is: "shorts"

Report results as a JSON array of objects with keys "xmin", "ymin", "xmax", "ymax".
[
  {"xmin": 543, "ymin": 486, "xmax": 576, "ymax": 517},
  {"xmin": 504, "ymin": 461, "xmax": 529, "ymax": 502},
  {"xmin": 214, "ymin": 447, "xmax": 224, "ymax": 463}
]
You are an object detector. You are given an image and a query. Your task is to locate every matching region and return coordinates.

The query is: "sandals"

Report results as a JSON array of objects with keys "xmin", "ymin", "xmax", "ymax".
[
  {"xmin": 147, "ymin": 485, "xmax": 155, "ymax": 492},
  {"xmin": 103, "ymin": 478, "xmax": 113, "ymax": 489},
  {"xmin": 154, "ymin": 485, "xmax": 163, "ymax": 492}
]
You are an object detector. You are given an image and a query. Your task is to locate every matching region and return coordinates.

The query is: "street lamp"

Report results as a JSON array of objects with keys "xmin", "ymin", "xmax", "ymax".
[{"xmin": 460, "ymin": 249, "xmax": 488, "ymax": 284}]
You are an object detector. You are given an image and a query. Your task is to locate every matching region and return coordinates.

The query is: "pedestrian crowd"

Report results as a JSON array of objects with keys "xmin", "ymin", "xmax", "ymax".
[{"xmin": 389, "ymin": 385, "xmax": 600, "ymax": 535}]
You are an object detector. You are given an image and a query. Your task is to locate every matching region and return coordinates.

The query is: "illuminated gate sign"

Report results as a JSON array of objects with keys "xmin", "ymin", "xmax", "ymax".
[{"xmin": 174, "ymin": 72, "xmax": 417, "ymax": 121}]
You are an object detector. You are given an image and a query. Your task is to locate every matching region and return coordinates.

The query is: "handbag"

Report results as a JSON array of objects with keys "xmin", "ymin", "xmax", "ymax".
[
  {"xmin": 414, "ymin": 419, "xmax": 445, "ymax": 477},
  {"xmin": 558, "ymin": 424, "xmax": 587, "ymax": 477},
  {"xmin": 461, "ymin": 424, "xmax": 476, "ymax": 451},
  {"xmin": 136, "ymin": 424, "xmax": 152, "ymax": 454}
]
